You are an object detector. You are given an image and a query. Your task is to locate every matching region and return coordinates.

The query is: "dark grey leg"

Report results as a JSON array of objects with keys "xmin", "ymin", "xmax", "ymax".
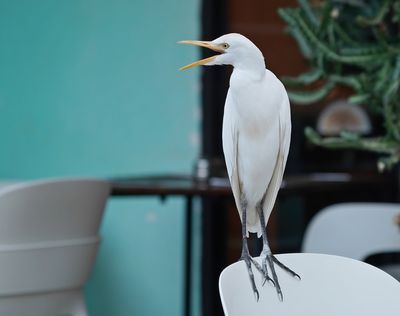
[
  {"xmin": 239, "ymin": 197, "xmax": 260, "ymax": 301},
  {"xmin": 257, "ymin": 204, "xmax": 283, "ymax": 300},
  {"xmin": 256, "ymin": 202, "xmax": 275, "ymax": 287},
  {"xmin": 257, "ymin": 203, "xmax": 301, "ymax": 301}
]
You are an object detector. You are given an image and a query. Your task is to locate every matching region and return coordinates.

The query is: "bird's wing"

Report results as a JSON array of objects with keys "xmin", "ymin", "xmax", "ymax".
[
  {"xmin": 222, "ymin": 90, "xmax": 242, "ymax": 220},
  {"xmin": 262, "ymin": 96, "xmax": 291, "ymax": 220}
]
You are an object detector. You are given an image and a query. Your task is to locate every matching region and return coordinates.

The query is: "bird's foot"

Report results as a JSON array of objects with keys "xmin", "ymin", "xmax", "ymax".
[
  {"xmin": 240, "ymin": 249, "xmax": 263, "ymax": 301},
  {"xmin": 261, "ymin": 252, "xmax": 301, "ymax": 301}
]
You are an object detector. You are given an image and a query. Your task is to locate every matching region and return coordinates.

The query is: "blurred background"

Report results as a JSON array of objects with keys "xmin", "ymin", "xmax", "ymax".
[{"xmin": 0, "ymin": 1, "xmax": 398, "ymax": 316}]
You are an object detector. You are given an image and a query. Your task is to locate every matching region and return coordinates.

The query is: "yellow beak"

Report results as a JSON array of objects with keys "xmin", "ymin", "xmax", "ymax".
[{"xmin": 178, "ymin": 40, "xmax": 224, "ymax": 70}]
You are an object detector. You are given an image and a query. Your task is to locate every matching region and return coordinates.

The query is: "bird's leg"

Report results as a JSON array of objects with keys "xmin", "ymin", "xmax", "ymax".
[
  {"xmin": 257, "ymin": 204, "xmax": 301, "ymax": 301},
  {"xmin": 256, "ymin": 202, "xmax": 275, "ymax": 287},
  {"xmin": 239, "ymin": 197, "xmax": 261, "ymax": 301}
]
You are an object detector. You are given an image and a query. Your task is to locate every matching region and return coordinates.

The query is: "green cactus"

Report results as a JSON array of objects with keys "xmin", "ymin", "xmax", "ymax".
[{"xmin": 279, "ymin": 0, "xmax": 400, "ymax": 171}]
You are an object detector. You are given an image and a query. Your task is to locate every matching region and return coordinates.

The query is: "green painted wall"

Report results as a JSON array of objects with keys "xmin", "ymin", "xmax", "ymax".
[{"xmin": 0, "ymin": 1, "xmax": 201, "ymax": 315}]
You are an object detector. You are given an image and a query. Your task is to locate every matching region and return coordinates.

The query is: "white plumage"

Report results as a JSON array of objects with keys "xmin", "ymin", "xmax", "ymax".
[
  {"xmin": 179, "ymin": 33, "xmax": 298, "ymax": 301},
  {"xmin": 223, "ymin": 64, "xmax": 291, "ymax": 237}
]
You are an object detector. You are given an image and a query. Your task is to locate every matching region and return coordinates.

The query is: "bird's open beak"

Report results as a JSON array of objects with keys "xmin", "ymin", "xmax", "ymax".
[{"xmin": 178, "ymin": 40, "xmax": 224, "ymax": 70}]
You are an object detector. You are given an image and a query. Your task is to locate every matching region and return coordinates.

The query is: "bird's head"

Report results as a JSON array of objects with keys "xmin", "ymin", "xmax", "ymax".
[{"xmin": 178, "ymin": 33, "xmax": 265, "ymax": 72}]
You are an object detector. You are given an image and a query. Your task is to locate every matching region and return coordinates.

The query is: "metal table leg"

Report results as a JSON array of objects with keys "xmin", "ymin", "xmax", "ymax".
[{"xmin": 184, "ymin": 196, "xmax": 193, "ymax": 316}]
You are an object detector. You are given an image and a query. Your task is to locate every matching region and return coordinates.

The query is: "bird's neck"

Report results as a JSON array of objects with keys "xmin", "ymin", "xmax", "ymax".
[{"xmin": 233, "ymin": 54, "xmax": 265, "ymax": 80}]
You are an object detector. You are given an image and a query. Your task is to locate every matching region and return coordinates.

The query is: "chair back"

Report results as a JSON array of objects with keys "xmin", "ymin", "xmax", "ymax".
[
  {"xmin": 0, "ymin": 178, "xmax": 110, "ymax": 295},
  {"xmin": 219, "ymin": 253, "xmax": 400, "ymax": 316},
  {"xmin": 302, "ymin": 203, "xmax": 400, "ymax": 260}
]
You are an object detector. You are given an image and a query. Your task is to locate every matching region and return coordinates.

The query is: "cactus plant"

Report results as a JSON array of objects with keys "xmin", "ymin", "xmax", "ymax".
[{"xmin": 278, "ymin": 0, "xmax": 400, "ymax": 171}]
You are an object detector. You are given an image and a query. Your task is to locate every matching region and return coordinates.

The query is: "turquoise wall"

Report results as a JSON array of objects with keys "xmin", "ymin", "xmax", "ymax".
[{"xmin": 0, "ymin": 1, "xmax": 201, "ymax": 315}]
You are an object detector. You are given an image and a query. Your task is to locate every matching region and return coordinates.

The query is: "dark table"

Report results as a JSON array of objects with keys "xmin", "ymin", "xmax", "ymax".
[{"xmin": 109, "ymin": 172, "xmax": 394, "ymax": 316}]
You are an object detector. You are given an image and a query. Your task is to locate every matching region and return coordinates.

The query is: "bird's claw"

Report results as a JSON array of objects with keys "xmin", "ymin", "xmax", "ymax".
[
  {"xmin": 265, "ymin": 253, "xmax": 284, "ymax": 301},
  {"xmin": 272, "ymin": 255, "xmax": 301, "ymax": 280},
  {"xmin": 262, "ymin": 275, "xmax": 275, "ymax": 287},
  {"xmin": 261, "ymin": 255, "xmax": 274, "ymax": 287},
  {"xmin": 277, "ymin": 291, "xmax": 283, "ymax": 302},
  {"xmin": 254, "ymin": 289, "xmax": 260, "ymax": 302},
  {"xmin": 261, "ymin": 253, "xmax": 301, "ymax": 301},
  {"xmin": 240, "ymin": 252, "xmax": 260, "ymax": 301},
  {"xmin": 240, "ymin": 251, "xmax": 300, "ymax": 302}
]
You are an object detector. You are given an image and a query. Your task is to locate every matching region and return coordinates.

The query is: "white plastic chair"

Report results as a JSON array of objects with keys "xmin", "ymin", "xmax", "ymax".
[
  {"xmin": 0, "ymin": 178, "xmax": 110, "ymax": 316},
  {"xmin": 302, "ymin": 203, "xmax": 400, "ymax": 279},
  {"xmin": 0, "ymin": 182, "xmax": 19, "ymax": 191},
  {"xmin": 219, "ymin": 253, "xmax": 400, "ymax": 316}
]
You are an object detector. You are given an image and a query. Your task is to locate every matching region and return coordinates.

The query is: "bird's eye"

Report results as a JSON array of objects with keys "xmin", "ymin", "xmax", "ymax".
[{"xmin": 222, "ymin": 43, "xmax": 230, "ymax": 49}]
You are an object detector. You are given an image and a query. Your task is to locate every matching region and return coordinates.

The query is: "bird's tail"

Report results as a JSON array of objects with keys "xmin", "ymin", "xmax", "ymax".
[{"xmin": 237, "ymin": 206, "xmax": 262, "ymax": 238}]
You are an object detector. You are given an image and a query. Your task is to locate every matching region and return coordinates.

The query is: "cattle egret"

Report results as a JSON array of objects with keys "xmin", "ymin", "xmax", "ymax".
[{"xmin": 179, "ymin": 33, "xmax": 300, "ymax": 301}]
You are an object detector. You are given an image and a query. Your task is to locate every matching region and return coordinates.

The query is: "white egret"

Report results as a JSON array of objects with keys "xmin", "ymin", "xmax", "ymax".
[{"xmin": 179, "ymin": 33, "xmax": 300, "ymax": 301}]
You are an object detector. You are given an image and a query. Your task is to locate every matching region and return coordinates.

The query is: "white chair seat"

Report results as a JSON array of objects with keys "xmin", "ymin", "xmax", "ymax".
[
  {"xmin": 0, "ymin": 237, "xmax": 99, "ymax": 295},
  {"xmin": 219, "ymin": 253, "xmax": 400, "ymax": 316}
]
